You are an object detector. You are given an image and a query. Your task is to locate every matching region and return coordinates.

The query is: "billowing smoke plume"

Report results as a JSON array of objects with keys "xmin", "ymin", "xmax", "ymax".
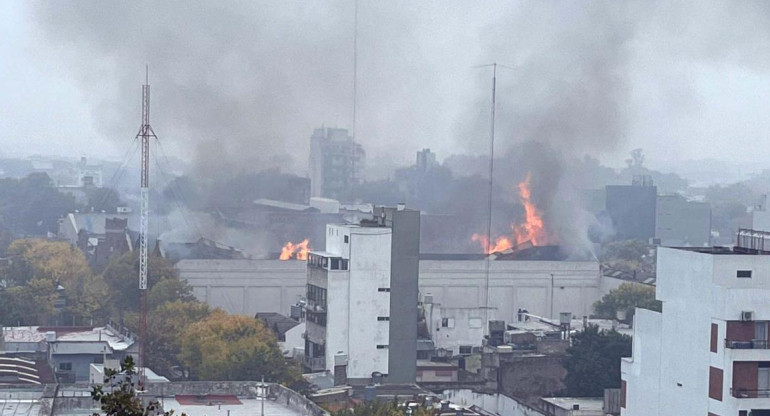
[{"xmin": 30, "ymin": 1, "xmax": 770, "ymax": 255}]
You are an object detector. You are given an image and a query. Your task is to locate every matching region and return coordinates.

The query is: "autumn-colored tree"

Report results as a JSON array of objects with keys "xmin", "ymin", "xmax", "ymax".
[
  {"xmin": 0, "ymin": 238, "xmax": 108, "ymax": 325},
  {"xmin": 145, "ymin": 300, "xmax": 211, "ymax": 378},
  {"xmin": 5, "ymin": 238, "xmax": 91, "ymax": 288},
  {"xmin": 179, "ymin": 311, "xmax": 298, "ymax": 383}
]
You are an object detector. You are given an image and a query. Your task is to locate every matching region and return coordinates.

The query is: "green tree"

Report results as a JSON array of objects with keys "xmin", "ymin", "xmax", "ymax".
[
  {"xmin": 0, "ymin": 173, "xmax": 78, "ymax": 235},
  {"xmin": 593, "ymin": 282, "xmax": 661, "ymax": 321},
  {"xmin": 147, "ymin": 278, "xmax": 196, "ymax": 310},
  {"xmin": 102, "ymin": 253, "xmax": 179, "ymax": 318},
  {"xmin": 600, "ymin": 239, "xmax": 652, "ymax": 273},
  {"xmin": 562, "ymin": 325, "xmax": 632, "ymax": 397},
  {"xmin": 91, "ymin": 356, "xmax": 181, "ymax": 416},
  {"xmin": 179, "ymin": 311, "xmax": 297, "ymax": 383},
  {"xmin": 66, "ymin": 272, "xmax": 111, "ymax": 325},
  {"xmin": 0, "ymin": 278, "xmax": 58, "ymax": 325}
]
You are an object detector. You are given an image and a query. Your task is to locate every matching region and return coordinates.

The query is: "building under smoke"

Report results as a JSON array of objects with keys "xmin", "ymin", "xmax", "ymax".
[{"xmin": 308, "ymin": 127, "xmax": 365, "ymax": 202}]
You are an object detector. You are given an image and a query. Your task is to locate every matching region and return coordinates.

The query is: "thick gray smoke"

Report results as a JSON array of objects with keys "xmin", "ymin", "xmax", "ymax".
[{"xmin": 30, "ymin": 1, "xmax": 770, "ymax": 255}]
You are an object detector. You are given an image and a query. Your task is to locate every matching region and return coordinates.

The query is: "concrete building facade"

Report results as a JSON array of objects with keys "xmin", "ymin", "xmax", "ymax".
[
  {"xmin": 622, "ymin": 238, "xmax": 770, "ymax": 416},
  {"xmin": 605, "ymin": 178, "xmax": 657, "ymax": 241},
  {"xmin": 304, "ymin": 224, "xmax": 392, "ymax": 382},
  {"xmin": 179, "ymin": 258, "xmax": 602, "ymax": 323},
  {"xmin": 308, "ymin": 127, "xmax": 365, "ymax": 201},
  {"xmin": 655, "ymin": 194, "xmax": 711, "ymax": 247}
]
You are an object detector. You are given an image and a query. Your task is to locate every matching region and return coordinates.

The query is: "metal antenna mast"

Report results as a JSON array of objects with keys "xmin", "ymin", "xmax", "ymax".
[
  {"xmin": 483, "ymin": 63, "xmax": 497, "ymax": 331},
  {"xmin": 135, "ymin": 65, "xmax": 156, "ymax": 385}
]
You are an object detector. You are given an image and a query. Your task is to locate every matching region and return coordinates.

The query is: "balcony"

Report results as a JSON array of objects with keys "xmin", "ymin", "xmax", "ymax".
[
  {"xmin": 726, "ymin": 339, "xmax": 770, "ymax": 349},
  {"xmin": 302, "ymin": 355, "xmax": 326, "ymax": 372},
  {"xmin": 731, "ymin": 388, "xmax": 770, "ymax": 398}
]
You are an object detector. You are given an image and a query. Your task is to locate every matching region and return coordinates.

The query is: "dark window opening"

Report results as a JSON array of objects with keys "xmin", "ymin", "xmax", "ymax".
[
  {"xmin": 737, "ymin": 270, "xmax": 753, "ymax": 278},
  {"xmin": 378, "ymin": 316, "xmax": 390, "ymax": 321},
  {"xmin": 441, "ymin": 318, "xmax": 449, "ymax": 328},
  {"xmin": 344, "ymin": 235, "xmax": 349, "ymax": 243},
  {"xmin": 376, "ymin": 345, "xmax": 389, "ymax": 349},
  {"xmin": 459, "ymin": 346, "xmax": 472, "ymax": 354},
  {"xmin": 378, "ymin": 288, "xmax": 390, "ymax": 292}
]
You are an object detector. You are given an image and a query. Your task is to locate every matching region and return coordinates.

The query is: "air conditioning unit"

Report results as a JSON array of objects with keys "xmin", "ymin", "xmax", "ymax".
[{"xmin": 742, "ymin": 311, "xmax": 754, "ymax": 321}]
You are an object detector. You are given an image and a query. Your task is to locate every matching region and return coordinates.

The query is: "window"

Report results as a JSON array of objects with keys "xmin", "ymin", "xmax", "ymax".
[
  {"xmin": 737, "ymin": 270, "xmax": 752, "ymax": 278},
  {"xmin": 344, "ymin": 235, "xmax": 349, "ymax": 243},
  {"xmin": 708, "ymin": 366, "xmax": 723, "ymax": 401},
  {"xmin": 378, "ymin": 316, "xmax": 390, "ymax": 321},
  {"xmin": 441, "ymin": 318, "xmax": 449, "ymax": 327},
  {"xmin": 378, "ymin": 288, "xmax": 391, "ymax": 292},
  {"xmin": 59, "ymin": 362, "xmax": 72, "ymax": 371},
  {"xmin": 459, "ymin": 346, "xmax": 472, "ymax": 354},
  {"xmin": 376, "ymin": 345, "xmax": 389, "ymax": 349}
]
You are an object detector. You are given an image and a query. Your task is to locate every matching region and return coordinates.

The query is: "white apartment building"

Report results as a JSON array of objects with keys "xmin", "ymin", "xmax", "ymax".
[
  {"xmin": 622, "ymin": 230, "xmax": 770, "ymax": 416},
  {"xmin": 304, "ymin": 224, "xmax": 392, "ymax": 382}
]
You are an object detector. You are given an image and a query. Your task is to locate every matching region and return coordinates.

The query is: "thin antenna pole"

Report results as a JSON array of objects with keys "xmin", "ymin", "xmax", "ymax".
[
  {"xmin": 135, "ymin": 65, "xmax": 156, "ymax": 386},
  {"xmin": 353, "ymin": 0, "xmax": 358, "ymax": 139},
  {"xmin": 483, "ymin": 63, "xmax": 497, "ymax": 331}
]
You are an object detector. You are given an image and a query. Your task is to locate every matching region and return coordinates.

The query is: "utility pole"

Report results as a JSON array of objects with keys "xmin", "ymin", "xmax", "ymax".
[
  {"xmin": 135, "ymin": 65, "xmax": 156, "ymax": 386},
  {"xmin": 261, "ymin": 376, "xmax": 265, "ymax": 416}
]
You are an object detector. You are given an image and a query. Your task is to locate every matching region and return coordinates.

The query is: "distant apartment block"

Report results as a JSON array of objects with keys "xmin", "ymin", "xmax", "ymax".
[
  {"xmin": 621, "ymin": 230, "xmax": 770, "ymax": 416},
  {"xmin": 655, "ymin": 194, "xmax": 711, "ymax": 247},
  {"xmin": 308, "ymin": 127, "xmax": 365, "ymax": 202},
  {"xmin": 605, "ymin": 176, "xmax": 657, "ymax": 241}
]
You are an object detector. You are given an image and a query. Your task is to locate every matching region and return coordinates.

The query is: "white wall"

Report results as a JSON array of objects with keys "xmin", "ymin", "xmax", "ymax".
[
  {"xmin": 419, "ymin": 260, "xmax": 601, "ymax": 321},
  {"xmin": 425, "ymin": 304, "xmax": 489, "ymax": 355},
  {"xmin": 179, "ymin": 259, "xmax": 601, "ymax": 322},
  {"xmin": 442, "ymin": 389, "xmax": 546, "ymax": 416},
  {"xmin": 624, "ymin": 247, "xmax": 770, "ymax": 416},
  {"xmin": 345, "ymin": 226, "xmax": 391, "ymax": 379},
  {"xmin": 621, "ymin": 308, "xmax": 662, "ymax": 416}
]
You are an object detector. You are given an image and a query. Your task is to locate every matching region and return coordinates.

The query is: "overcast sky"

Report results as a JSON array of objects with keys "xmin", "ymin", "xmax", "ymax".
[{"xmin": 2, "ymin": 1, "xmax": 770, "ymax": 174}]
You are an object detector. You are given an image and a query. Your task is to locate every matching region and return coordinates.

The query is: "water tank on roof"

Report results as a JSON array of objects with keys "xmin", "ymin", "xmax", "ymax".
[{"xmin": 45, "ymin": 331, "xmax": 56, "ymax": 342}]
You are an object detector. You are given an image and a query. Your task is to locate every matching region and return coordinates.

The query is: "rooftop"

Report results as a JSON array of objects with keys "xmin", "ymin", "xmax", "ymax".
[
  {"xmin": 253, "ymin": 199, "xmax": 317, "ymax": 212},
  {"xmin": 0, "ymin": 400, "xmax": 40, "ymax": 416},
  {"xmin": 3, "ymin": 326, "xmax": 133, "ymax": 351},
  {"xmin": 540, "ymin": 396, "xmax": 603, "ymax": 411},
  {"xmin": 164, "ymin": 397, "xmax": 305, "ymax": 416}
]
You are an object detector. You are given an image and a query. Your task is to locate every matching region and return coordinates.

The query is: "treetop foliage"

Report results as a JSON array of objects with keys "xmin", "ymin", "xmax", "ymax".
[{"xmin": 562, "ymin": 325, "xmax": 632, "ymax": 397}]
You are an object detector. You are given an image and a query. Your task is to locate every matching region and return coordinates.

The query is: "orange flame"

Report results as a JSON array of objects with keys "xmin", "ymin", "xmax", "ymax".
[
  {"xmin": 472, "ymin": 233, "xmax": 513, "ymax": 254},
  {"xmin": 512, "ymin": 173, "xmax": 547, "ymax": 246},
  {"xmin": 472, "ymin": 173, "xmax": 549, "ymax": 254},
  {"xmin": 279, "ymin": 239, "xmax": 310, "ymax": 260}
]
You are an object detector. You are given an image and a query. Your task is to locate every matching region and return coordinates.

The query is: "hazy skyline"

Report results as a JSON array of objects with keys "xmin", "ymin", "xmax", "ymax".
[{"xmin": 2, "ymin": 1, "xmax": 770, "ymax": 175}]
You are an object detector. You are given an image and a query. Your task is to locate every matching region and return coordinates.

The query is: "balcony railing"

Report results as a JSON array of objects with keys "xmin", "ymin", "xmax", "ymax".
[
  {"xmin": 731, "ymin": 388, "xmax": 770, "ymax": 398},
  {"xmin": 302, "ymin": 356, "xmax": 326, "ymax": 372},
  {"xmin": 725, "ymin": 339, "xmax": 770, "ymax": 349}
]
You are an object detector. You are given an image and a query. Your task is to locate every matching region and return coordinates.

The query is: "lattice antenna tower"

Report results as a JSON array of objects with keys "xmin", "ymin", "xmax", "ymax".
[{"xmin": 135, "ymin": 65, "xmax": 156, "ymax": 385}]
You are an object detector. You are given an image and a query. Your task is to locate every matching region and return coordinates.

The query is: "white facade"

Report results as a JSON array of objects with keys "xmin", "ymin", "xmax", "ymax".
[
  {"xmin": 179, "ymin": 259, "xmax": 603, "ymax": 322},
  {"xmin": 305, "ymin": 224, "xmax": 392, "ymax": 380},
  {"xmin": 423, "ymin": 301, "xmax": 491, "ymax": 355},
  {"xmin": 622, "ymin": 246, "xmax": 770, "ymax": 416},
  {"xmin": 419, "ymin": 260, "xmax": 601, "ymax": 321}
]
